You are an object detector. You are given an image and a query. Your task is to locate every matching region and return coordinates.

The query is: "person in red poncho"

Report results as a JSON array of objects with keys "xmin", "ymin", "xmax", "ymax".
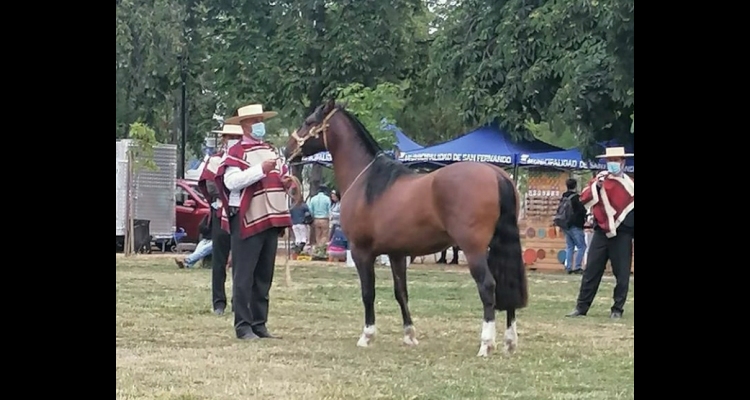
[
  {"xmin": 214, "ymin": 104, "xmax": 294, "ymax": 340},
  {"xmin": 567, "ymin": 147, "xmax": 634, "ymax": 319},
  {"xmin": 197, "ymin": 123, "xmax": 244, "ymax": 316}
]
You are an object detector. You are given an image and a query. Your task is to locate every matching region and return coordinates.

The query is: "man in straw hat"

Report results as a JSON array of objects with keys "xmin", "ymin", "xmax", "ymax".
[
  {"xmin": 567, "ymin": 146, "xmax": 634, "ymax": 319},
  {"xmin": 214, "ymin": 104, "xmax": 293, "ymax": 340},
  {"xmin": 194, "ymin": 124, "xmax": 245, "ymax": 316}
]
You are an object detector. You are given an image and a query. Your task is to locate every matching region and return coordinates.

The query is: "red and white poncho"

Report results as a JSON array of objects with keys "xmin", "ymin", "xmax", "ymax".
[
  {"xmin": 580, "ymin": 171, "xmax": 634, "ymax": 238},
  {"xmin": 213, "ymin": 142, "xmax": 292, "ymax": 239}
]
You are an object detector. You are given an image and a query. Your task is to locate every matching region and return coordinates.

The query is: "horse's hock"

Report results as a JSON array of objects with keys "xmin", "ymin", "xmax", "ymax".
[{"xmin": 519, "ymin": 169, "xmax": 634, "ymax": 274}]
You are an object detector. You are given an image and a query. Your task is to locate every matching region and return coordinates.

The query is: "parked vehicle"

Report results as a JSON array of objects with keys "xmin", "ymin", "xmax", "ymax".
[{"xmin": 175, "ymin": 179, "xmax": 211, "ymax": 243}]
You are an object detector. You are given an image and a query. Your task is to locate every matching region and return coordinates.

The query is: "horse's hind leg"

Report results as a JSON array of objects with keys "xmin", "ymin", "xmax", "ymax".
[
  {"xmin": 389, "ymin": 255, "xmax": 418, "ymax": 346},
  {"xmin": 505, "ymin": 308, "xmax": 518, "ymax": 353},
  {"xmin": 466, "ymin": 252, "xmax": 497, "ymax": 357},
  {"xmin": 352, "ymin": 249, "xmax": 378, "ymax": 347}
]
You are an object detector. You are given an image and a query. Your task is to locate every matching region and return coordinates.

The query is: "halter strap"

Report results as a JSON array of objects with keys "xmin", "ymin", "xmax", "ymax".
[{"xmin": 289, "ymin": 108, "xmax": 338, "ymax": 160}]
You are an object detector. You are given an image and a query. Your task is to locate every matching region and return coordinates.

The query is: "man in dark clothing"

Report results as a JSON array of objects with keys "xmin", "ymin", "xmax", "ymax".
[
  {"xmin": 197, "ymin": 124, "xmax": 245, "ymax": 316},
  {"xmin": 560, "ymin": 178, "xmax": 587, "ymax": 274},
  {"xmin": 567, "ymin": 147, "xmax": 634, "ymax": 319}
]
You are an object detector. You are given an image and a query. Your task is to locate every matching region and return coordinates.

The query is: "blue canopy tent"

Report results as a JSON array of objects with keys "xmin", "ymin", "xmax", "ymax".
[
  {"xmin": 399, "ymin": 124, "xmax": 563, "ymax": 168},
  {"xmin": 300, "ymin": 123, "xmax": 423, "ymax": 166},
  {"xmin": 517, "ymin": 142, "xmax": 634, "ymax": 173}
]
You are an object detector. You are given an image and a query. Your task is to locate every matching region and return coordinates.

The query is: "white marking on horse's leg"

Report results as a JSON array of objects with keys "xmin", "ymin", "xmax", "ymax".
[
  {"xmin": 476, "ymin": 320, "xmax": 496, "ymax": 357},
  {"xmin": 504, "ymin": 320, "xmax": 518, "ymax": 353},
  {"xmin": 403, "ymin": 325, "xmax": 419, "ymax": 346},
  {"xmin": 356, "ymin": 324, "xmax": 376, "ymax": 347}
]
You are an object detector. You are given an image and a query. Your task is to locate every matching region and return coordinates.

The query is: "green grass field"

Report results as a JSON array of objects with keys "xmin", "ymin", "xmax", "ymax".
[{"xmin": 116, "ymin": 255, "xmax": 634, "ymax": 400}]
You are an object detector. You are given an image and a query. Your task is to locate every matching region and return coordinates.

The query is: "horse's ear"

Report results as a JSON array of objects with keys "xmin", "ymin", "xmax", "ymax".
[{"xmin": 323, "ymin": 98, "xmax": 336, "ymax": 114}]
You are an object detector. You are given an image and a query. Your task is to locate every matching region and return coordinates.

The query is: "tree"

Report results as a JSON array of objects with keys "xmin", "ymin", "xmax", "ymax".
[
  {"xmin": 335, "ymin": 82, "xmax": 409, "ymax": 148},
  {"xmin": 429, "ymin": 0, "xmax": 634, "ymax": 157}
]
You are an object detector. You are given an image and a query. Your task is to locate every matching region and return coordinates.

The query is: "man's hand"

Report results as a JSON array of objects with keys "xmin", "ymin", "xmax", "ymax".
[
  {"xmin": 281, "ymin": 175, "xmax": 294, "ymax": 189},
  {"xmin": 261, "ymin": 159, "xmax": 278, "ymax": 175}
]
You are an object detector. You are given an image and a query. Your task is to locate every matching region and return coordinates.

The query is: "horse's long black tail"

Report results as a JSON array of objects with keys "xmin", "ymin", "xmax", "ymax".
[{"xmin": 488, "ymin": 174, "xmax": 528, "ymax": 311}]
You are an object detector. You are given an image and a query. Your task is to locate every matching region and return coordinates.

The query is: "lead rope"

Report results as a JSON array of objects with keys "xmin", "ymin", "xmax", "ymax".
[{"xmin": 339, "ymin": 153, "xmax": 383, "ymax": 208}]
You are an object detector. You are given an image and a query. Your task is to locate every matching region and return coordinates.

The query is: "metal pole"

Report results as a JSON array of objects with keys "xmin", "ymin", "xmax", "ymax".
[{"xmin": 179, "ymin": 55, "xmax": 187, "ymax": 179}]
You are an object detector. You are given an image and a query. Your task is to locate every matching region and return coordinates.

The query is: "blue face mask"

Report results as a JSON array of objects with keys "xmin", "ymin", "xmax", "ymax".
[
  {"xmin": 606, "ymin": 161, "xmax": 622, "ymax": 174},
  {"xmin": 251, "ymin": 122, "xmax": 266, "ymax": 138}
]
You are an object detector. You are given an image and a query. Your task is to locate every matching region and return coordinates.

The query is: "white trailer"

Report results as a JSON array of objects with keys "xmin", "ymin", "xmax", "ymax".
[{"xmin": 116, "ymin": 140, "xmax": 177, "ymax": 243}]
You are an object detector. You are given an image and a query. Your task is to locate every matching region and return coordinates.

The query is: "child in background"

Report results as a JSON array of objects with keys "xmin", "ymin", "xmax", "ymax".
[{"xmin": 290, "ymin": 201, "xmax": 312, "ymax": 255}]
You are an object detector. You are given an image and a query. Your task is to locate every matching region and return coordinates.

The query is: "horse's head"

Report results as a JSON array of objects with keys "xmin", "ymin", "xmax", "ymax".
[{"xmin": 284, "ymin": 99, "xmax": 338, "ymax": 161}]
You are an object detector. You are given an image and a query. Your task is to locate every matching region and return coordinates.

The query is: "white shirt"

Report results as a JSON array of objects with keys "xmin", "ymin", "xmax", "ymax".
[{"xmin": 223, "ymin": 164, "xmax": 266, "ymax": 207}]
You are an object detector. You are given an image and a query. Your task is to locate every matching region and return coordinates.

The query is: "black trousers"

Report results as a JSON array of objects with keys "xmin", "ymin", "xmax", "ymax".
[
  {"xmin": 576, "ymin": 229, "xmax": 633, "ymax": 314},
  {"xmin": 229, "ymin": 215, "xmax": 279, "ymax": 336},
  {"xmin": 210, "ymin": 213, "xmax": 231, "ymax": 310}
]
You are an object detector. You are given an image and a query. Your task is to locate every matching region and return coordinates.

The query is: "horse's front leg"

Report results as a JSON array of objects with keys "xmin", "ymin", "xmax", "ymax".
[
  {"xmin": 389, "ymin": 255, "xmax": 418, "ymax": 346},
  {"xmin": 352, "ymin": 249, "xmax": 377, "ymax": 347}
]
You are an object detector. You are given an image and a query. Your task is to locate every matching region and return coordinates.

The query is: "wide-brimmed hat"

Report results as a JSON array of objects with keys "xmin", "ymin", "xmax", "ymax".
[
  {"xmin": 224, "ymin": 104, "xmax": 278, "ymax": 124},
  {"xmin": 211, "ymin": 124, "xmax": 244, "ymax": 136},
  {"xmin": 596, "ymin": 146, "xmax": 634, "ymax": 158}
]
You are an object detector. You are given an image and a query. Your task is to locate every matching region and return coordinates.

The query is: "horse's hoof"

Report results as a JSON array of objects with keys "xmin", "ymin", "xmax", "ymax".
[
  {"xmin": 476, "ymin": 342, "xmax": 494, "ymax": 357},
  {"xmin": 504, "ymin": 321, "xmax": 518, "ymax": 353},
  {"xmin": 357, "ymin": 334, "xmax": 374, "ymax": 347},
  {"xmin": 403, "ymin": 335, "xmax": 419, "ymax": 346},
  {"xmin": 357, "ymin": 325, "xmax": 376, "ymax": 347},
  {"xmin": 402, "ymin": 325, "xmax": 419, "ymax": 346},
  {"xmin": 505, "ymin": 338, "xmax": 517, "ymax": 353}
]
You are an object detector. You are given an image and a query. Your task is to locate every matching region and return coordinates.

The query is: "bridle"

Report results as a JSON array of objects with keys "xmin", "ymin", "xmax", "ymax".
[
  {"xmin": 287, "ymin": 108, "xmax": 338, "ymax": 161},
  {"xmin": 286, "ymin": 107, "xmax": 380, "ymax": 206}
]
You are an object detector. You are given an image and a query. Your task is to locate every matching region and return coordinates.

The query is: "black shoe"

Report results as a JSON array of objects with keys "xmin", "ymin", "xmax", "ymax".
[
  {"xmin": 436, "ymin": 259, "xmax": 447, "ymax": 264},
  {"xmin": 237, "ymin": 331, "xmax": 260, "ymax": 340},
  {"xmin": 449, "ymin": 259, "xmax": 459, "ymax": 265},
  {"xmin": 610, "ymin": 311, "xmax": 623, "ymax": 319},
  {"xmin": 572, "ymin": 269, "xmax": 584, "ymax": 275},
  {"xmin": 213, "ymin": 307, "xmax": 225, "ymax": 316},
  {"xmin": 253, "ymin": 327, "xmax": 281, "ymax": 339},
  {"xmin": 566, "ymin": 309, "xmax": 587, "ymax": 317}
]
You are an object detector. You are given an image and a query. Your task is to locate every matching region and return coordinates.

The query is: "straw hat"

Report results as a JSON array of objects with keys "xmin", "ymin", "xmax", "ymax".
[
  {"xmin": 224, "ymin": 104, "xmax": 278, "ymax": 124},
  {"xmin": 211, "ymin": 124, "xmax": 244, "ymax": 136},
  {"xmin": 596, "ymin": 146, "xmax": 634, "ymax": 158}
]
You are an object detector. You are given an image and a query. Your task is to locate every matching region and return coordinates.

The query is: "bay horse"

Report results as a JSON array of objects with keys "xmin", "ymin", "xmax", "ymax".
[{"xmin": 283, "ymin": 99, "xmax": 528, "ymax": 356}]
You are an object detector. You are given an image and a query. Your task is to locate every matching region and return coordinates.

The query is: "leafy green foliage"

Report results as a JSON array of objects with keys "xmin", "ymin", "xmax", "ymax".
[
  {"xmin": 116, "ymin": 0, "xmax": 634, "ymax": 162},
  {"xmin": 524, "ymin": 121, "xmax": 578, "ymax": 149},
  {"xmin": 429, "ymin": 0, "xmax": 634, "ymax": 156},
  {"xmin": 335, "ymin": 82, "xmax": 409, "ymax": 149},
  {"xmin": 128, "ymin": 122, "xmax": 160, "ymax": 171}
]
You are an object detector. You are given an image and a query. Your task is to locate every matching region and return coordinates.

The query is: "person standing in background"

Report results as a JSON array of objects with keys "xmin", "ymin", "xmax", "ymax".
[
  {"xmin": 567, "ymin": 147, "xmax": 634, "ymax": 319},
  {"xmin": 308, "ymin": 186, "xmax": 332, "ymax": 246},
  {"xmin": 290, "ymin": 200, "xmax": 312, "ymax": 254},
  {"xmin": 197, "ymin": 124, "xmax": 245, "ymax": 315},
  {"xmin": 559, "ymin": 178, "xmax": 587, "ymax": 274},
  {"xmin": 329, "ymin": 190, "xmax": 341, "ymax": 241}
]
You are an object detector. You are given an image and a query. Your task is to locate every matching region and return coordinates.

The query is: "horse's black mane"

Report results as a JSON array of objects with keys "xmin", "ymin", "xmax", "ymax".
[{"xmin": 326, "ymin": 104, "xmax": 415, "ymax": 204}]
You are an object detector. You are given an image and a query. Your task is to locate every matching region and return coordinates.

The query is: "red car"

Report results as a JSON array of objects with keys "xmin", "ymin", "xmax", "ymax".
[{"xmin": 175, "ymin": 179, "xmax": 211, "ymax": 242}]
